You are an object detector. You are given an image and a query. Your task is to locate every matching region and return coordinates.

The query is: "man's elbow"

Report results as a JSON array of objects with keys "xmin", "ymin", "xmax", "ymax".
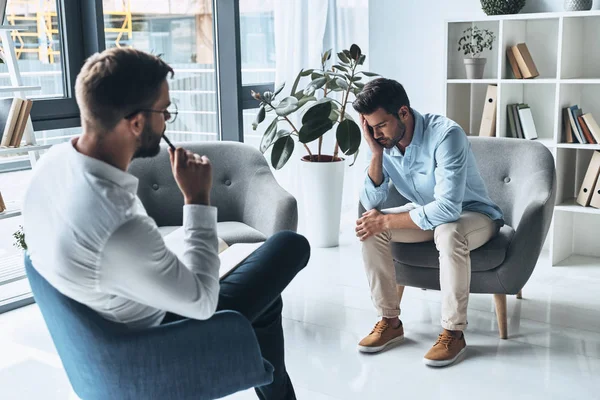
[{"xmin": 439, "ymin": 201, "xmax": 462, "ymax": 223}]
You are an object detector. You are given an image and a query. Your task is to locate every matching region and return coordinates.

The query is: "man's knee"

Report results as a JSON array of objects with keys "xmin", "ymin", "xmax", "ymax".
[
  {"xmin": 434, "ymin": 223, "xmax": 467, "ymax": 253},
  {"xmin": 270, "ymin": 231, "xmax": 310, "ymax": 268}
]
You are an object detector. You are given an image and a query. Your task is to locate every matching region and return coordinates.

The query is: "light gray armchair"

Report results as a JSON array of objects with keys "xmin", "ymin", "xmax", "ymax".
[
  {"xmin": 359, "ymin": 137, "xmax": 556, "ymax": 339},
  {"xmin": 128, "ymin": 141, "xmax": 298, "ymax": 245}
]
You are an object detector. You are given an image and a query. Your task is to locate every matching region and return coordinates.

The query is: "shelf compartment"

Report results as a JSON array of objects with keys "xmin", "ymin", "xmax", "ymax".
[
  {"xmin": 561, "ymin": 16, "xmax": 600, "ymax": 79},
  {"xmin": 447, "ymin": 21, "xmax": 500, "ymax": 80}
]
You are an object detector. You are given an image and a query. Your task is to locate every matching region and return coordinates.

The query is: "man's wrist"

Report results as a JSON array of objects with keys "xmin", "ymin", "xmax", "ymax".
[{"xmin": 184, "ymin": 194, "xmax": 210, "ymax": 206}]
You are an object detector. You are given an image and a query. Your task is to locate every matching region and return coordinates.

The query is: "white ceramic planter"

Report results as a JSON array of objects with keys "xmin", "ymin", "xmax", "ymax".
[
  {"xmin": 298, "ymin": 156, "xmax": 345, "ymax": 248},
  {"xmin": 464, "ymin": 57, "xmax": 487, "ymax": 79}
]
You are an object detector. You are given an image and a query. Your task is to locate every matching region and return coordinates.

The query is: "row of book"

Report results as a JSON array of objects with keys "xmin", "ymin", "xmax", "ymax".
[
  {"xmin": 506, "ymin": 103, "xmax": 538, "ymax": 140},
  {"xmin": 0, "ymin": 97, "xmax": 34, "ymax": 149},
  {"xmin": 562, "ymin": 105, "xmax": 600, "ymax": 144},
  {"xmin": 506, "ymin": 43, "xmax": 539, "ymax": 79},
  {"xmin": 577, "ymin": 151, "xmax": 600, "ymax": 209}
]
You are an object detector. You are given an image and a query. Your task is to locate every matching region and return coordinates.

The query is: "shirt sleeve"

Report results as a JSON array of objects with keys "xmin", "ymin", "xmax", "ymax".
[
  {"xmin": 98, "ymin": 204, "xmax": 220, "ymax": 320},
  {"xmin": 409, "ymin": 127, "xmax": 468, "ymax": 230},
  {"xmin": 360, "ymin": 165, "xmax": 391, "ymax": 211}
]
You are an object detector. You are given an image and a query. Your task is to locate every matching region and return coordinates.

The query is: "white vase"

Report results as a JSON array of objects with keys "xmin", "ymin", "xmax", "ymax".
[
  {"xmin": 564, "ymin": 0, "xmax": 593, "ymax": 11},
  {"xmin": 298, "ymin": 155, "xmax": 345, "ymax": 248},
  {"xmin": 464, "ymin": 57, "xmax": 487, "ymax": 79}
]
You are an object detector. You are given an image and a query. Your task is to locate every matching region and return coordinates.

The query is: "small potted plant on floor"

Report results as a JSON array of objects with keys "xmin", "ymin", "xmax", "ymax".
[{"xmin": 458, "ymin": 26, "xmax": 496, "ymax": 79}]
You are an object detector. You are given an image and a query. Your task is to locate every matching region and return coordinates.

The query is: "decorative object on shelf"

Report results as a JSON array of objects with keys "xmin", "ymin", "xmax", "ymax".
[
  {"xmin": 458, "ymin": 26, "xmax": 496, "ymax": 79},
  {"xmin": 0, "ymin": 190, "xmax": 6, "ymax": 212},
  {"xmin": 13, "ymin": 225, "xmax": 27, "ymax": 251},
  {"xmin": 250, "ymin": 44, "xmax": 380, "ymax": 248},
  {"xmin": 564, "ymin": 0, "xmax": 594, "ymax": 11},
  {"xmin": 480, "ymin": 0, "xmax": 526, "ymax": 15}
]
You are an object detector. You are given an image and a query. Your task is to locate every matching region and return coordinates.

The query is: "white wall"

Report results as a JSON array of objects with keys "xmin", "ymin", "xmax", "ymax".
[{"xmin": 369, "ymin": 0, "xmax": 600, "ymax": 115}]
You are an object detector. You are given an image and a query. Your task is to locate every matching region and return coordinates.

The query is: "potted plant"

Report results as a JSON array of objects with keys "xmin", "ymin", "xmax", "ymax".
[
  {"xmin": 13, "ymin": 225, "xmax": 27, "ymax": 251},
  {"xmin": 480, "ymin": 0, "xmax": 526, "ymax": 15},
  {"xmin": 251, "ymin": 44, "xmax": 379, "ymax": 247},
  {"xmin": 458, "ymin": 26, "xmax": 496, "ymax": 79}
]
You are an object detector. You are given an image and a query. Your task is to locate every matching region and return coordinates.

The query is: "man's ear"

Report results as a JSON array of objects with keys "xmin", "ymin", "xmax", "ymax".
[
  {"xmin": 126, "ymin": 112, "xmax": 145, "ymax": 138},
  {"xmin": 397, "ymin": 106, "xmax": 410, "ymax": 121}
]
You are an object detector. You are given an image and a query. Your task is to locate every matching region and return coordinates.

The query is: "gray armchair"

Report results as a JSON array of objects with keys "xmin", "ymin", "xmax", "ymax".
[
  {"xmin": 359, "ymin": 137, "xmax": 556, "ymax": 339},
  {"xmin": 128, "ymin": 141, "xmax": 298, "ymax": 244}
]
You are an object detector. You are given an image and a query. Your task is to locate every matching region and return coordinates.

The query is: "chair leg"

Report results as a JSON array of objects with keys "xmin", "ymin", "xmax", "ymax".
[
  {"xmin": 493, "ymin": 294, "xmax": 508, "ymax": 339},
  {"xmin": 396, "ymin": 285, "xmax": 405, "ymax": 305},
  {"xmin": 516, "ymin": 289, "xmax": 522, "ymax": 300}
]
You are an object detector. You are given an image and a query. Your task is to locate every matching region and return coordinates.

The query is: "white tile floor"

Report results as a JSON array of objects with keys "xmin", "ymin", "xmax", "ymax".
[{"xmin": 1, "ymin": 227, "xmax": 600, "ymax": 400}]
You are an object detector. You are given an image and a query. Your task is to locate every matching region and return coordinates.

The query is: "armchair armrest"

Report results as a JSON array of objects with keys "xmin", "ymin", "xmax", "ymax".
[
  {"xmin": 498, "ymin": 170, "xmax": 556, "ymax": 293},
  {"xmin": 242, "ymin": 166, "xmax": 298, "ymax": 236},
  {"xmin": 79, "ymin": 311, "xmax": 274, "ymax": 400}
]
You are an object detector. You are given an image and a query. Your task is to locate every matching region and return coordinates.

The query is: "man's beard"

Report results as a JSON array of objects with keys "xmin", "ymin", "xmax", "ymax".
[
  {"xmin": 378, "ymin": 122, "xmax": 406, "ymax": 149},
  {"xmin": 133, "ymin": 123, "xmax": 163, "ymax": 159}
]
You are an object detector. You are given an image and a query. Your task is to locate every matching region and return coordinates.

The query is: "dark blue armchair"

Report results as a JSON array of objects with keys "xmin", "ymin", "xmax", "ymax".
[{"xmin": 24, "ymin": 253, "xmax": 274, "ymax": 400}]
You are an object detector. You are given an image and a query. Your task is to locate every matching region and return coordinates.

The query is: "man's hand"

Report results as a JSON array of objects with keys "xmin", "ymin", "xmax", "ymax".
[
  {"xmin": 169, "ymin": 147, "xmax": 212, "ymax": 206},
  {"xmin": 356, "ymin": 209, "xmax": 388, "ymax": 241},
  {"xmin": 361, "ymin": 115, "xmax": 383, "ymax": 156}
]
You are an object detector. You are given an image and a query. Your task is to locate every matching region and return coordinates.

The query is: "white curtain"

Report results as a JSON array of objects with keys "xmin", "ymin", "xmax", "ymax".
[{"xmin": 272, "ymin": 0, "xmax": 370, "ymax": 236}]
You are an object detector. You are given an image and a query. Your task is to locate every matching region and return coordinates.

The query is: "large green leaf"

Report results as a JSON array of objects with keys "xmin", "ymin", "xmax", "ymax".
[
  {"xmin": 302, "ymin": 101, "xmax": 332, "ymax": 125},
  {"xmin": 275, "ymin": 96, "xmax": 299, "ymax": 117},
  {"xmin": 337, "ymin": 51, "xmax": 350, "ymax": 64},
  {"xmin": 336, "ymin": 119, "xmax": 361, "ymax": 155},
  {"xmin": 259, "ymin": 118, "xmax": 279, "ymax": 153},
  {"xmin": 359, "ymin": 71, "xmax": 379, "ymax": 77},
  {"xmin": 297, "ymin": 95, "xmax": 316, "ymax": 108},
  {"xmin": 358, "ymin": 54, "xmax": 366, "ymax": 65},
  {"xmin": 349, "ymin": 147, "xmax": 360, "ymax": 166},
  {"xmin": 303, "ymin": 77, "xmax": 327, "ymax": 96},
  {"xmin": 333, "ymin": 64, "xmax": 348, "ymax": 72},
  {"xmin": 300, "ymin": 69, "xmax": 315, "ymax": 77},
  {"xmin": 322, "ymin": 49, "xmax": 332, "ymax": 64},
  {"xmin": 299, "ymin": 119, "xmax": 334, "ymax": 144},
  {"xmin": 311, "ymin": 71, "xmax": 324, "ymax": 80},
  {"xmin": 252, "ymin": 105, "xmax": 265, "ymax": 130},
  {"xmin": 350, "ymin": 44, "xmax": 362, "ymax": 60},
  {"xmin": 335, "ymin": 78, "xmax": 349, "ymax": 90},
  {"xmin": 291, "ymin": 69, "xmax": 315, "ymax": 98},
  {"xmin": 271, "ymin": 135, "xmax": 295, "ymax": 170}
]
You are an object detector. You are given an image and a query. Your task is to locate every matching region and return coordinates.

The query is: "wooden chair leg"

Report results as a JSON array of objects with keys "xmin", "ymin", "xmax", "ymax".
[
  {"xmin": 493, "ymin": 294, "xmax": 507, "ymax": 339},
  {"xmin": 516, "ymin": 289, "xmax": 522, "ymax": 299},
  {"xmin": 396, "ymin": 285, "xmax": 405, "ymax": 305}
]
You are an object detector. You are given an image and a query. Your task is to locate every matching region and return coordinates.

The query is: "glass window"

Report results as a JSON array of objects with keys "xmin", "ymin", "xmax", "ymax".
[
  {"xmin": 1, "ymin": 0, "xmax": 66, "ymax": 99},
  {"xmin": 103, "ymin": 0, "xmax": 218, "ymax": 142},
  {"xmin": 239, "ymin": 0, "xmax": 275, "ymax": 84}
]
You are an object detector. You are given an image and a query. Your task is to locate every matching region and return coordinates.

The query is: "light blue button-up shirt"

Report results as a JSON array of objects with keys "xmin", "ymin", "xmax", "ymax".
[{"xmin": 360, "ymin": 109, "xmax": 504, "ymax": 230}]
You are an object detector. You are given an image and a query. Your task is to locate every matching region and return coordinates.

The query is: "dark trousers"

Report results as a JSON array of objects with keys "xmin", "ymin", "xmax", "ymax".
[{"xmin": 163, "ymin": 231, "xmax": 310, "ymax": 400}]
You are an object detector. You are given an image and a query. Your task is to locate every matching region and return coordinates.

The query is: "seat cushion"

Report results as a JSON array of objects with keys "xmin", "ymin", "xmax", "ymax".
[
  {"xmin": 391, "ymin": 225, "xmax": 515, "ymax": 272},
  {"xmin": 158, "ymin": 222, "xmax": 267, "ymax": 247}
]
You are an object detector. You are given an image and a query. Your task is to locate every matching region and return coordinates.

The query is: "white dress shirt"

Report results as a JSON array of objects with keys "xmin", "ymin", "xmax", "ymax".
[{"xmin": 23, "ymin": 138, "xmax": 220, "ymax": 329}]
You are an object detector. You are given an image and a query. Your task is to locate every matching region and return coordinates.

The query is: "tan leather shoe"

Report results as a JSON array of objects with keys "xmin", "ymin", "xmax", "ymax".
[
  {"xmin": 357, "ymin": 319, "xmax": 404, "ymax": 353},
  {"xmin": 423, "ymin": 329, "xmax": 467, "ymax": 367}
]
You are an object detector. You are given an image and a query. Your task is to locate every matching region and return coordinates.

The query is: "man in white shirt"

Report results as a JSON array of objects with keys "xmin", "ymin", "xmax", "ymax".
[{"xmin": 23, "ymin": 47, "xmax": 309, "ymax": 400}]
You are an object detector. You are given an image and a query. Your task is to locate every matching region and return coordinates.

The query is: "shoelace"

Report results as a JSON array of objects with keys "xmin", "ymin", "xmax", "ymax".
[
  {"xmin": 370, "ymin": 321, "xmax": 389, "ymax": 335},
  {"xmin": 434, "ymin": 333, "xmax": 455, "ymax": 349}
]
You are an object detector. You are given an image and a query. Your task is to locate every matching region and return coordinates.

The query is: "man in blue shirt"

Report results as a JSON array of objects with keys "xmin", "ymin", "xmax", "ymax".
[{"xmin": 353, "ymin": 78, "xmax": 504, "ymax": 367}]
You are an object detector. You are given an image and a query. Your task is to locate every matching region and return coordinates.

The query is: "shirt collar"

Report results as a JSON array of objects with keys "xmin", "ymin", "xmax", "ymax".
[
  {"xmin": 384, "ymin": 108, "xmax": 424, "ymax": 157},
  {"xmin": 70, "ymin": 137, "xmax": 139, "ymax": 195}
]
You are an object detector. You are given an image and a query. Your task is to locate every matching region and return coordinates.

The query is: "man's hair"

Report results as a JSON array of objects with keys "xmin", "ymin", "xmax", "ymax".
[
  {"xmin": 352, "ymin": 78, "xmax": 410, "ymax": 117},
  {"xmin": 75, "ymin": 48, "xmax": 174, "ymax": 133}
]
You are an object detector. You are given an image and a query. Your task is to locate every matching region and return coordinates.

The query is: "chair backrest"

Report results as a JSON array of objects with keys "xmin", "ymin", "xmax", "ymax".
[
  {"xmin": 372, "ymin": 137, "xmax": 555, "ymax": 229},
  {"xmin": 24, "ymin": 254, "xmax": 130, "ymax": 397},
  {"xmin": 128, "ymin": 141, "xmax": 271, "ymax": 226},
  {"xmin": 468, "ymin": 137, "xmax": 555, "ymax": 228}
]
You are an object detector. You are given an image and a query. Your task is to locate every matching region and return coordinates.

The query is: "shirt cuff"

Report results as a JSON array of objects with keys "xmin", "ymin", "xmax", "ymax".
[
  {"xmin": 183, "ymin": 204, "xmax": 217, "ymax": 230},
  {"xmin": 409, "ymin": 206, "xmax": 434, "ymax": 231},
  {"xmin": 364, "ymin": 173, "xmax": 389, "ymax": 193}
]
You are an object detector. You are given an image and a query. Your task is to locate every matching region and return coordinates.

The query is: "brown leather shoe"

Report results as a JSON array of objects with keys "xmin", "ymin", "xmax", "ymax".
[
  {"xmin": 357, "ymin": 319, "xmax": 404, "ymax": 353},
  {"xmin": 423, "ymin": 329, "xmax": 467, "ymax": 367}
]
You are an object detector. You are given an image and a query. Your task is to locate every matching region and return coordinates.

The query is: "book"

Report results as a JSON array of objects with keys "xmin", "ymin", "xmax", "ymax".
[
  {"xmin": 573, "ymin": 107, "xmax": 587, "ymax": 144},
  {"xmin": 578, "ymin": 115, "xmax": 597, "ymax": 144},
  {"xmin": 0, "ymin": 191, "xmax": 6, "ymax": 213},
  {"xmin": 511, "ymin": 104, "xmax": 524, "ymax": 139},
  {"xmin": 562, "ymin": 107, "xmax": 574, "ymax": 143},
  {"xmin": 9, "ymin": 99, "xmax": 33, "ymax": 148},
  {"xmin": 576, "ymin": 151, "xmax": 600, "ymax": 207},
  {"xmin": 511, "ymin": 43, "xmax": 540, "ymax": 79},
  {"xmin": 507, "ymin": 104, "xmax": 517, "ymax": 137},
  {"xmin": 591, "ymin": 173, "xmax": 600, "ymax": 209},
  {"xmin": 479, "ymin": 85, "xmax": 497, "ymax": 137},
  {"xmin": 568, "ymin": 105, "xmax": 585, "ymax": 144},
  {"xmin": 0, "ymin": 98, "xmax": 20, "ymax": 147},
  {"xmin": 517, "ymin": 104, "xmax": 538, "ymax": 140},
  {"xmin": 506, "ymin": 47, "xmax": 523, "ymax": 79},
  {"xmin": 582, "ymin": 114, "xmax": 600, "ymax": 144}
]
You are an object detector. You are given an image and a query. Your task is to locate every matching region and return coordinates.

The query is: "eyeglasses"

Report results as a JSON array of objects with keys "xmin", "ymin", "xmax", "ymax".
[{"xmin": 125, "ymin": 101, "xmax": 179, "ymax": 124}]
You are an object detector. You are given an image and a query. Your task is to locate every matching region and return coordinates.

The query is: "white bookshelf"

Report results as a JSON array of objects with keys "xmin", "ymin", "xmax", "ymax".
[{"xmin": 444, "ymin": 11, "xmax": 600, "ymax": 267}]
